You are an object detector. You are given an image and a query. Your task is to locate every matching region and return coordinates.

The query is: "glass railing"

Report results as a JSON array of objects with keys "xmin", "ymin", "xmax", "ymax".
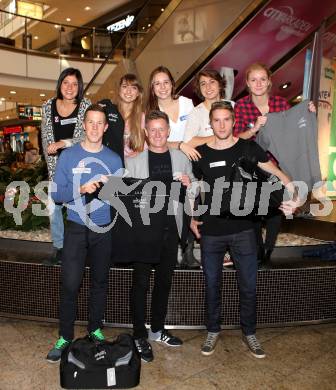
[
  {"xmin": 0, "ymin": 1, "xmax": 171, "ymax": 60},
  {"xmin": 0, "ymin": 9, "xmax": 113, "ymax": 59}
]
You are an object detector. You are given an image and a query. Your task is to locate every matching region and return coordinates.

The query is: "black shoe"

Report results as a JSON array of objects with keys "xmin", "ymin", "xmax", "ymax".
[
  {"xmin": 264, "ymin": 249, "xmax": 273, "ymax": 263},
  {"xmin": 56, "ymin": 248, "xmax": 63, "ymax": 264},
  {"xmin": 259, "ymin": 249, "xmax": 273, "ymax": 269},
  {"xmin": 43, "ymin": 247, "xmax": 62, "ymax": 266},
  {"xmin": 181, "ymin": 241, "xmax": 200, "ymax": 269},
  {"xmin": 257, "ymin": 245, "xmax": 265, "ymax": 266},
  {"xmin": 134, "ymin": 337, "xmax": 153, "ymax": 363}
]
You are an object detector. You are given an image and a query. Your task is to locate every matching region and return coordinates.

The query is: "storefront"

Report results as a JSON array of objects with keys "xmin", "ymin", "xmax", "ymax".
[{"xmin": 0, "ymin": 105, "xmax": 42, "ymax": 167}]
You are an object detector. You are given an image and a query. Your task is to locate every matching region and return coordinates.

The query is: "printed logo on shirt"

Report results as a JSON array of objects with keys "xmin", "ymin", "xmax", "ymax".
[
  {"xmin": 72, "ymin": 167, "xmax": 91, "ymax": 174},
  {"xmin": 54, "ymin": 116, "xmax": 59, "ymax": 123},
  {"xmin": 73, "ymin": 160, "xmax": 91, "ymax": 174},
  {"xmin": 298, "ymin": 117, "xmax": 307, "ymax": 128},
  {"xmin": 209, "ymin": 161, "xmax": 226, "ymax": 168},
  {"xmin": 108, "ymin": 113, "xmax": 119, "ymax": 122},
  {"xmin": 60, "ymin": 117, "xmax": 77, "ymax": 126},
  {"xmin": 179, "ymin": 114, "xmax": 188, "ymax": 121}
]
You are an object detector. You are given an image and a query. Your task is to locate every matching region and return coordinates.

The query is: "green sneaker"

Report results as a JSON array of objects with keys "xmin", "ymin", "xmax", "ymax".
[
  {"xmin": 46, "ymin": 336, "xmax": 71, "ymax": 363},
  {"xmin": 90, "ymin": 328, "xmax": 105, "ymax": 342}
]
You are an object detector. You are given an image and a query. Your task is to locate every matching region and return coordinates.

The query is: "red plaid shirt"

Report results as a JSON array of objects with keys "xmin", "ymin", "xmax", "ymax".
[{"xmin": 233, "ymin": 95, "xmax": 291, "ymax": 136}]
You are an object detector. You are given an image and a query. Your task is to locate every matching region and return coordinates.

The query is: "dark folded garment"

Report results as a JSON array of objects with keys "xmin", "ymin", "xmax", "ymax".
[
  {"xmin": 302, "ymin": 242, "xmax": 336, "ymax": 260},
  {"xmin": 100, "ymin": 177, "xmax": 187, "ymax": 263}
]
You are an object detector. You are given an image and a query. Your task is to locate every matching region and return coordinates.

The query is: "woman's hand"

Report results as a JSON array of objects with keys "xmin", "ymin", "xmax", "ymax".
[
  {"xmin": 47, "ymin": 141, "xmax": 65, "ymax": 155},
  {"xmin": 253, "ymin": 115, "xmax": 268, "ymax": 133},
  {"xmin": 308, "ymin": 101, "xmax": 316, "ymax": 113},
  {"xmin": 190, "ymin": 219, "xmax": 202, "ymax": 239},
  {"xmin": 180, "ymin": 142, "xmax": 202, "ymax": 161}
]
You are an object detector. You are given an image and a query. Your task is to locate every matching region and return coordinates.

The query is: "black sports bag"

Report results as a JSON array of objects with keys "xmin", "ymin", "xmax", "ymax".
[{"xmin": 60, "ymin": 334, "xmax": 141, "ymax": 389}]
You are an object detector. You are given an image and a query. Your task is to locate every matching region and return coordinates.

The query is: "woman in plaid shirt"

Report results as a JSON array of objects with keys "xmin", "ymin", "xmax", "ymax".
[
  {"xmin": 233, "ymin": 62, "xmax": 315, "ymax": 265},
  {"xmin": 233, "ymin": 62, "xmax": 291, "ymax": 139}
]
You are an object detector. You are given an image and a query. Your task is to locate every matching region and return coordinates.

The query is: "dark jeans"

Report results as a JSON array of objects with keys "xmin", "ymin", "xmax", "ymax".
[
  {"xmin": 59, "ymin": 221, "xmax": 112, "ymax": 340},
  {"xmin": 201, "ymin": 229, "xmax": 257, "ymax": 335},
  {"xmin": 131, "ymin": 225, "xmax": 179, "ymax": 339}
]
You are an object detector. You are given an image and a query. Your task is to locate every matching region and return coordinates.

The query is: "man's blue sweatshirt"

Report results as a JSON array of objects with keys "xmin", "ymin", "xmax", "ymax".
[{"xmin": 52, "ymin": 143, "xmax": 122, "ymax": 226}]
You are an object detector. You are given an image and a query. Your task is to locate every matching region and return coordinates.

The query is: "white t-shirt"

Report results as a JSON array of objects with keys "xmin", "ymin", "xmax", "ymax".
[
  {"xmin": 183, "ymin": 99, "xmax": 235, "ymax": 142},
  {"xmin": 160, "ymin": 96, "xmax": 194, "ymax": 142}
]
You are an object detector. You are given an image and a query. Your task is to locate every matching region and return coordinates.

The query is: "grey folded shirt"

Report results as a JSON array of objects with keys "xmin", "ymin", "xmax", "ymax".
[{"xmin": 256, "ymin": 100, "xmax": 321, "ymax": 190}]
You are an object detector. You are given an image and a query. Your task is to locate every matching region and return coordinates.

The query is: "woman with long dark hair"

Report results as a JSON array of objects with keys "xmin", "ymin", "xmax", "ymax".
[
  {"xmin": 41, "ymin": 67, "xmax": 91, "ymax": 264},
  {"xmin": 117, "ymin": 73, "xmax": 146, "ymax": 157}
]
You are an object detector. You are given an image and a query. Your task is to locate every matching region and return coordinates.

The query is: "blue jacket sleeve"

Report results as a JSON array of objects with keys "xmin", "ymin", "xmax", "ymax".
[{"xmin": 51, "ymin": 152, "xmax": 81, "ymax": 203}]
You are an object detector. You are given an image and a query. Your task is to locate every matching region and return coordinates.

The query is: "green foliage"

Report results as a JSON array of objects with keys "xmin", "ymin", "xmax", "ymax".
[{"xmin": 0, "ymin": 161, "xmax": 50, "ymax": 231}]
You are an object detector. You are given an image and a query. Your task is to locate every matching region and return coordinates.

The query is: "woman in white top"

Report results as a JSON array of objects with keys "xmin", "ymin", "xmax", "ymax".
[
  {"xmin": 147, "ymin": 66, "xmax": 198, "ymax": 157},
  {"xmin": 183, "ymin": 69, "xmax": 234, "ymax": 153},
  {"xmin": 117, "ymin": 73, "xmax": 146, "ymax": 158}
]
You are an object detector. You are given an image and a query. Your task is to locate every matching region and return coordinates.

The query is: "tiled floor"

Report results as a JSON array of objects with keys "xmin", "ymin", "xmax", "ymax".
[{"xmin": 0, "ymin": 317, "xmax": 335, "ymax": 390}]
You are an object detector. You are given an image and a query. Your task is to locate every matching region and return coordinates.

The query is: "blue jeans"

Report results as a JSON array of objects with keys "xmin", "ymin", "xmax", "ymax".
[
  {"xmin": 201, "ymin": 229, "xmax": 257, "ymax": 335},
  {"xmin": 50, "ymin": 203, "xmax": 64, "ymax": 249}
]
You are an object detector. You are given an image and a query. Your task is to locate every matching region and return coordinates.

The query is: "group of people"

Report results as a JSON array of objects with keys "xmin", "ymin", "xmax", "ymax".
[{"xmin": 42, "ymin": 62, "xmax": 310, "ymax": 364}]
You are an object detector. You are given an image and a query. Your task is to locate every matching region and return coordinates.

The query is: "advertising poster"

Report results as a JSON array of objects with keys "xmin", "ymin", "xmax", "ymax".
[
  {"xmin": 327, "ymin": 71, "xmax": 336, "ymax": 197},
  {"xmin": 317, "ymin": 58, "xmax": 336, "ymax": 196}
]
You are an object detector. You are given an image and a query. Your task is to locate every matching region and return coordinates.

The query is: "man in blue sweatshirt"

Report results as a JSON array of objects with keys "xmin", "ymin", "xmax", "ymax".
[{"xmin": 46, "ymin": 104, "xmax": 122, "ymax": 363}]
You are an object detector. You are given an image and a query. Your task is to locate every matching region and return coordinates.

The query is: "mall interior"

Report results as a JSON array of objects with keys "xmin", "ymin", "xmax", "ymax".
[{"xmin": 0, "ymin": 0, "xmax": 336, "ymax": 389}]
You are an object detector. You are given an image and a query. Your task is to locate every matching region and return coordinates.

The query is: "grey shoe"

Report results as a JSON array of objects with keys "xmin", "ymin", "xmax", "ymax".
[
  {"xmin": 201, "ymin": 332, "xmax": 219, "ymax": 356},
  {"xmin": 181, "ymin": 241, "xmax": 200, "ymax": 269},
  {"xmin": 242, "ymin": 334, "xmax": 266, "ymax": 358},
  {"xmin": 46, "ymin": 336, "xmax": 71, "ymax": 363}
]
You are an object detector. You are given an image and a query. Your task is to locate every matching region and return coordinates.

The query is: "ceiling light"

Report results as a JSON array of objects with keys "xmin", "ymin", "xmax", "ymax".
[
  {"xmin": 40, "ymin": 93, "xmax": 46, "ymax": 97},
  {"xmin": 6, "ymin": 116, "xmax": 9, "ymax": 119},
  {"xmin": 161, "ymin": 8, "xmax": 165, "ymax": 12},
  {"xmin": 10, "ymin": 90, "xmax": 16, "ymax": 94},
  {"xmin": 34, "ymin": 36, "xmax": 38, "ymax": 40},
  {"xmin": 53, "ymin": 51, "xmax": 57, "ymax": 55},
  {"xmin": 279, "ymin": 82, "xmax": 291, "ymax": 90},
  {"xmin": 54, "ymin": 24, "xmax": 59, "ymax": 28},
  {"xmin": 142, "ymin": 26, "xmax": 145, "ymax": 30},
  {"xmin": 86, "ymin": 92, "xmax": 90, "ymax": 96},
  {"xmin": 84, "ymin": 6, "xmax": 91, "ymax": 11},
  {"xmin": 147, "ymin": 23, "xmax": 151, "ymax": 27},
  {"xmin": 0, "ymin": 97, "xmax": 5, "ymax": 101},
  {"xmin": 66, "ymin": 18, "xmax": 71, "ymax": 22},
  {"xmin": 81, "ymin": 53, "xmax": 85, "ymax": 58}
]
